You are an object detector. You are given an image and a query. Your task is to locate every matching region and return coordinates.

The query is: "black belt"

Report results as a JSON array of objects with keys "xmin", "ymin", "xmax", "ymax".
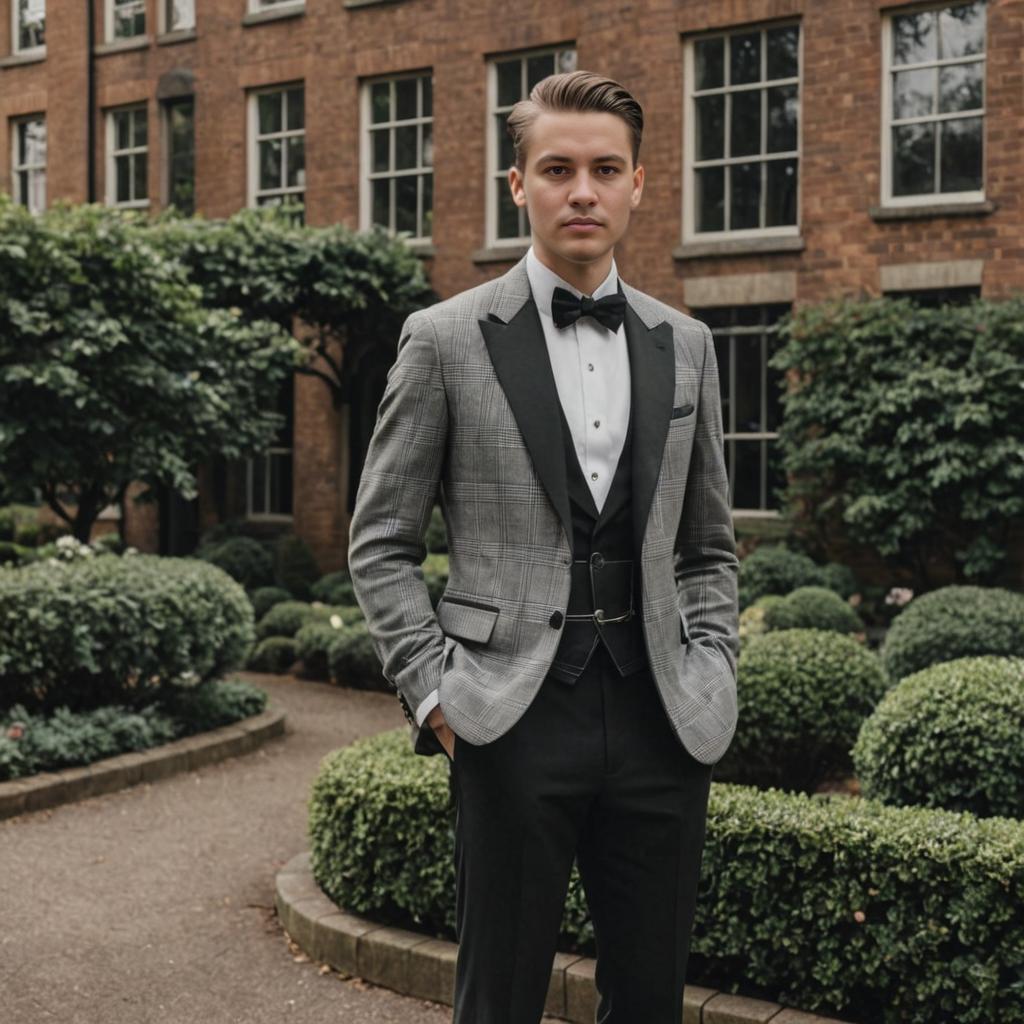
[{"xmin": 564, "ymin": 556, "xmax": 635, "ymax": 624}]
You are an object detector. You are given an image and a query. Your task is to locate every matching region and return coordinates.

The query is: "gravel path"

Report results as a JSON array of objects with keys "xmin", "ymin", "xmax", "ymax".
[{"xmin": 1, "ymin": 673, "xmax": 459, "ymax": 1024}]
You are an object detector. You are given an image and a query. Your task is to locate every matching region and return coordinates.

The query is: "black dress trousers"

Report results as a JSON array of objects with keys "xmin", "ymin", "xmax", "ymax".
[{"xmin": 447, "ymin": 640, "xmax": 714, "ymax": 1024}]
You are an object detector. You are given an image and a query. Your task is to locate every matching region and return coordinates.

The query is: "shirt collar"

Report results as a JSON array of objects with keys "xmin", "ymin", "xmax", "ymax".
[{"xmin": 526, "ymin": 244, "xmax": 620, "ymax": 327}]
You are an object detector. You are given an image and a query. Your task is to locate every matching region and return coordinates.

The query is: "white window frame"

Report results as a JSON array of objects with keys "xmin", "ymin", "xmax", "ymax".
[
  {"xmin": 105, "ymin": 103, "xmax": 150, "ymax": 209},
  {"xmin": 359, "ymin": 71, "xmax": 434, "ymax": 243},
  {"xmin": 12, "ymin": 0, "xmax": 46, "ymax": 56},
  {"xmin": 485, "ymin": 45, "xmax": 577, "ymax": 249},
  {"xmin": 159, "ymin": 0, "xmax": 195, "ymax": 34},
  {"xmin": 247, "ymin": 0, "xmax": 305, "ymax": 13},
  {"xmin": 245, "ymin": 448, "xmax": 294, "ymax": 520},
  {"xmin": 246, "ymin": 83, "xmax": 305, "ymax": 215},
  {"xmin": 683, "ymin": 20, "xmax": 802, "ymax": 243},
  {"xmin": 11, "ymin": 114, "xmax": 47, "ymax": 214},
  {"xmin": 880, "ymin": 1, "xmax": 986, "ymax": 207},
  {"xmin": 105, "ymin": 0, "xmax": 147, "ymax": 42}
]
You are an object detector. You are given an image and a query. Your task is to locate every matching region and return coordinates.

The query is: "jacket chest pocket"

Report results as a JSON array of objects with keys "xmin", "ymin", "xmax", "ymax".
[{"xmin": 437, "ymin": 596, "xmax": 500, "ymax": 644}]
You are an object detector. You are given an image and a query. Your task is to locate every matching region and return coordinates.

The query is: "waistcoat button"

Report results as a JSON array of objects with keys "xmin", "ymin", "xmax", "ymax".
[
  {"xmin": 549, "ymin": 610, "xmax": 564, "ymax": 628},
  {"xmin": 590, "ymin": 552, "xmax": 605, "ymax": 569}
]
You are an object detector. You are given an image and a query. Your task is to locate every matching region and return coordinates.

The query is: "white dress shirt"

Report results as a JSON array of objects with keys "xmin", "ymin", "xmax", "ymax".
[{"xmin": 413, "ymin": 244, "xmax": 631, "ymax": 728}]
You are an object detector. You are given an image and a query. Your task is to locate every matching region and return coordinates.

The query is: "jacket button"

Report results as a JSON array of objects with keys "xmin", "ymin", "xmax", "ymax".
[
  {"xmin": 590, "ymin": 552, "xmax": 605, "ymax": 569},
  {"xmin": 549, "ymin": 611, "xmax": 564, "ymax": 628}
]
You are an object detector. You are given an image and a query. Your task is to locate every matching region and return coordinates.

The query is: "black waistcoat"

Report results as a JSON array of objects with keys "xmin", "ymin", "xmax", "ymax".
[{"xmin": 547, "ymin": 394, "xmax": 649, "ymax": 683}]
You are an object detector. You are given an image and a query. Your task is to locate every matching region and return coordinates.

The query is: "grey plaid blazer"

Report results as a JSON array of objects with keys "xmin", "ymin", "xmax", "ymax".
[{"xmin": 347, "ymin": 253, "xmax": 739, "ymax": 765}]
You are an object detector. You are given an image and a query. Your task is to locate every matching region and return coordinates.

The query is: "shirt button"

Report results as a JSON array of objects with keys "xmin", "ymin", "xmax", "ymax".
[
  {"xmin": 593, "ymin": 419, "xmax": 600, "ymax": 428},
  {"xmin": 587, "ymin": 363, "xmax": 594, "ymax": 371},
  {"xmin": 549, "ymin": 610, "xmax": 564, "ymax": 628},
  {"xmin": 591, "ymin": 471, "xmax": 598, "ymax": 480}
]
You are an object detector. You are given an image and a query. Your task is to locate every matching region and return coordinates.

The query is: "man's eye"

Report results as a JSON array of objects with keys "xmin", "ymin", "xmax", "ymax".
[
  {"xmin": 545, "ymin": 166, "xmax": 568, "ymax": 175},
  {"xmin": 598, "ymin": 166, "xmax": 618, "ymax": 175}
]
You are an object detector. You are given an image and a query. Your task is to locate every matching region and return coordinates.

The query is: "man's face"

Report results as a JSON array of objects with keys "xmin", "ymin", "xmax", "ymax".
[{"xmin": 508, "ymin": 110, "xmax": 644, "ymax": 275}]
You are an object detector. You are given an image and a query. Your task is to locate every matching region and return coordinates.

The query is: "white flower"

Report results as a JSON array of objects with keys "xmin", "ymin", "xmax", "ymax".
[{"xmin": 329, "ymin": 614, "xmax": 343, "ymax": 629}]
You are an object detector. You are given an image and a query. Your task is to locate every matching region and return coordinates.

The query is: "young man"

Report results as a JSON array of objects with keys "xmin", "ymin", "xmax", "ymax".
[{"xmin": 348, "ymin": 70, "xmax": 739, "ymax": 1024}]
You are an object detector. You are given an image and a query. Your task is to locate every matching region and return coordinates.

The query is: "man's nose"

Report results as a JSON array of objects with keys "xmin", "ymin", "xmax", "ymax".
[{"xmin": 568, "ymin": 172, "xmax": 599, "ymax": 204}]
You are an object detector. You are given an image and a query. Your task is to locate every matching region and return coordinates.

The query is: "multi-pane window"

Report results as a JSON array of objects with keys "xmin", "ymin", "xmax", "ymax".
[
  {"xmin": 249, "ymin": 85, "xmax": 305, "ymax": 223},
  {"xmin": 694, "ymin": 305, "xmax": 790, "ymax": 513},
  {"xmin": 108, "ymin": 0, "xmax": 146, "ymax": 39},
  {"xmin": 14, "ymin": 0, "xmax": 45, "ymax": 53},
  {"xmin": 164, "ymin": 0, "xmax": 195, "ymax": 32},
  {"xmin": 885, "ymin": 285, "xmax": 981, "ymax": 307},
  {"xmin": 687, "ymin": 23, "xmax": 800, "ymax": 237},
  {"xmin": 247, "ymin": 378, "xmax": 294, "ymax": 518},
  {"xmin": 107, "ymin": 105, "xmax": 148, "ymax": 207},
  {"xmin": 165, "ymin": 98, "xmax": 194, "ymax": 215},
  {"xmin": 249, "ymin": 0, "xmax": 303, "ymax": 10},
  {"xmin": 488, "ymin": 46, "xmax": 577, "ymax": 245},
  {"xmin": 363, "ymin": 73, "xmax": 433, "ymax": 241},
  {"xmin": 12, "ymin": 116, "xmax": 46, "ymax": 213},
  {"xmin": 883, "ymin": 1, "xmax": 986, "ymax": 201}
]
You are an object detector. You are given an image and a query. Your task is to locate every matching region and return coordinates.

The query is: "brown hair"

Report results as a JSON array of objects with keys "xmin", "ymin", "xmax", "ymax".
[{"xmin": 505, "ymin": 69, "xmax": 643, "ymax": 172}]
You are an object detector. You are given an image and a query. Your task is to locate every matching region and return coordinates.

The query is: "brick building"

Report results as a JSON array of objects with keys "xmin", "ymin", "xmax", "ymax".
[{"xmin": 1, "ymin": 0, "xmax": 1020, "ymax": 571}]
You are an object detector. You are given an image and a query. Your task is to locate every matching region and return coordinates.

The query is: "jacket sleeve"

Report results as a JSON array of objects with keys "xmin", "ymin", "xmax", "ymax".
[
  {"xmin": 347, "ymin": 309, "xmax": 454, "ymax": 726},
  {"xmin": 673, "ymin": 319, "xmax": 741, "ymax": 683}
]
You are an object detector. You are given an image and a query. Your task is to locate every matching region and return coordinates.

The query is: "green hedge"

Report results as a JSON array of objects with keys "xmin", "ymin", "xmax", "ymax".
[
  {"xmin": 880, "ymin": 584, "xmax": 1024, "ymax": 681},
  {"xmin": 853, "ymin": 656, "xmax": 1024, "ymax": 820},
  {"xmin": 250, "ymin": 585, "xmax": 293, "ymax": 620},
  {"xmin": 309, "ymin": 727, "xmax": 1024, "ymax": 1023},
  {"xmin": 0, "ymin": 555, "xmax": 255, "ymax": 713},
  {"xmin": 197, "ymin": 536, "xmax": 274, "ymax": 590},
  {"xmin": 762, "ymin": 585, "xmax": 863, "ymax": 634},
  {"xmin": 738, "ymin": 544, "xmax": 857, "ymax": 611},
  {"xmin": 327, "ymin": 620, "xmax": 388, "ymax": 690},
  {"xmin": 310, "ymin": 570, "xmax": 356, "ymax": 606},
  {"xmin": 246, "ymin": 636, "xmax": 297, "ymax": 673}
]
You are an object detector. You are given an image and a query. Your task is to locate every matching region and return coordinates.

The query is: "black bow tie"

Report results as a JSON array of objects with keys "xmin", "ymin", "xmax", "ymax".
[{"xmin": 550, "ymin": 285, "xmax": 627, "ymax": 333}]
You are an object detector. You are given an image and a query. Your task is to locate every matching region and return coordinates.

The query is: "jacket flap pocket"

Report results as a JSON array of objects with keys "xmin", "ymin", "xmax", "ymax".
[
  {"xmin": 438, "ymin": 596, "xmax": 500, "ymax": 643},
  {"xmin": 670, "ymin": 402, "xmax": 695, "ymax": 419}
]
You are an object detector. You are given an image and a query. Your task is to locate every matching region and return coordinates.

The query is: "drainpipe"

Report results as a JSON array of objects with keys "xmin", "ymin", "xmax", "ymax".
[{"xmin": 86, "ymin": 0, "xmax": 96, "ymax": 201}]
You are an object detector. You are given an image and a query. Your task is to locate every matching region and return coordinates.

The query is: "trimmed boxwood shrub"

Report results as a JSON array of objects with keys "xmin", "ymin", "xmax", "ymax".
[
  {"xmin": 310, "ymin": 570, "xmax": 356, "ymax": 606},
  {"xmin": 327, "ymin": 620, "xmax": 388, "ymax": 690},
  {"xmin": 712, "ymin": 628, "xmax": 890, "ymax": 792},
  {"xmin": 880, "ymin": 584, "xmax": 1024, "ymax": 681},
  {"xmin": 273, "ymin": 532, "xmax": 320, "ymax": 600},
  {"xmin": 853, "ymin": 656, "xmax": 1024, "ymax": 819},
  {"xmin": 246, "ymin": 636, "xmax": 297, "ymax": 673},
  {"xmin": 197, "ymin": 536, "xmax": 274, "ymax": 590},
  {"xmin": 256, "ymin": 601, "xmax": 321, "ymax": 640},
  {"xmin": 422, "ymin": 553, "xmax": 449, "ymax": 607},
  {"xmin": 738, "ymin": 544, "xmax": 860, "ymax": 612},
  {"xmin": 309, "ymin": 726, "xmax": 1024, "ymax": 1024},
  {"xmin": 0, "ymin": 555, "xmax": 254, "ymax": 714},
  {"xmin": 250, "ymin": 585, "xmax": 293, "ymax": 620},
  {"xmin": 294, "ymin": 622, "xmax": 343, "ymax": 680},
  {"xmin": 762, "ymin": 585, "xmax": 863, "ymax": 635}
]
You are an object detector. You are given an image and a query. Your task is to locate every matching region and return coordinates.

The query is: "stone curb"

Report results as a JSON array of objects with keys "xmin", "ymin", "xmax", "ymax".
[
  {"xmin": 275, "ymin": 850, "xmax": 856, "ymax": 1024},
  {"xmin": 0, "ymin": 707, "xmax": 287, "ymax": 821}
]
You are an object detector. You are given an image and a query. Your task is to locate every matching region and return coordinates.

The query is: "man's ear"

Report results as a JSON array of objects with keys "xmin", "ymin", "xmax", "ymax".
[
  {"xmin": 508, "ymin": 165, "xmax": 527, "ymax": 209},
  {"xmin": 630, "ymin": 163, "xmax": 645, "ymax": 209}
]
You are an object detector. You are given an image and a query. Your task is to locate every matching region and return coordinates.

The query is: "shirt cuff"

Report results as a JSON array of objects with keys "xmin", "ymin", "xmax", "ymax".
[{"xmin": 414, "ymin": 689, "xmax": 441, "ymax": 727}]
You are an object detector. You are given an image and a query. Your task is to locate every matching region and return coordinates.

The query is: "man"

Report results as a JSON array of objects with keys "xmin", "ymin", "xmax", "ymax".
[{"xmin": 348, "ymin": 69, "xmax": 739, "ymax": 1024}]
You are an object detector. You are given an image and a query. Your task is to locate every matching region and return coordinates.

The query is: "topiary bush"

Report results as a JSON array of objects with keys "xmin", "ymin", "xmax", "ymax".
[
  {"xmin": 0, "ymin": 555, "xmax": 254, "ymax": 714},
  {"xmin": 712, "ymin": 628, "xmax": 890, "ymax": 792},
  {"xmin": 256, "ymin": 600, "xmax": 321, "ymax": 640},
  {"xmin": 197, "ymin": 536, "xmax": 274, "ymax": 590},
  {"xmin": 273, "ymin": 532, "xmax": 320, "ymax": 600},
  {"xmin": 425, "ymin": 503, "xmax": 448, "ymax": 553},
  {"xmin": 295, "ymin": 622, "xmax": 344, "ymax": 680},
  {"xmin": 880, "ymin": 584, "xmax": 1024, "ymax": 681},
  {"xmin": 738, "ymin": 544, "xmax": 824, "ymax": 611},
  {"xmin": 327, "ymin": 620, "xmax": 388, "ymax": 690},
  {"xmin": 246, "ymin": 636, "xmax": 297, "ymax": 673},
  {"xmin": 762, "ymin": 585, "xmax": 864, "ymax": 635},
  {"xmin": 250, "ymin": 585, "xmax": 293, "ymax": 620},
  {"xmin": 310, "ymin": 570, "xmax": 356, "ymax": 606},
  {"xmin": 853, "ymin": 656, "xmax": 1024, "ymax": 820}
]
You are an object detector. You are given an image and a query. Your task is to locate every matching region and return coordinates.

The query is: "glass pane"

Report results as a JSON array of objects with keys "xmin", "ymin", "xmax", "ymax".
[
  {"xmin": 19, "ymin": 0, "xmax": 46, "ymax": 48},
  {"xmin": 394, "ymin": 125, "xmax": 417, "ymax": 170},
  {"xmin": 730, "ymin": 89, "xmax": 761, "ymax": 157},
  {"xmin": 167, "ymin": 0, "xmax": 195, "ymax": 31},
  {"xmin": 496, "ymin": 59, "xmax": 522, "ymax": 107},
  {"xmin": 371, "ymin": 81, "xmax": 391, "ymax": 124},
  {"xmin": 20, "ymin": 119, "xmax": 46, "ymax": 164},
  {"xmin": 893, "ymin": 10, "xmax": 936, "ymax": 65},
  {"xmin": 372, "ymin": 129, "xmax": 390, "ymax": 173},
  {"xmin": 556, "ymin": 49, "xmax": 576, "ymax": 73},
  {"xmin": 695, "ymin": 95, "xmax": 724, "ymax": 160},
  {"xmin": 765, "ymin": 159, "xmax": 797, "ymax": 226},
  {"xmin": 250, "ymin": 457, "xmax": 267, "ymax": 515},
  {"xmin": 729, "ymin": 162, "xmax": 760, "ymax": 229},
  {"xmin": 734, "ymin": 334, "xmax": 762, "ymax": 433},
  {"xmin": 766, "ymin": 441, "xmax": 786, "ymax": 509},
  {"xmin": 420, "ymin": 122, "xmax": 433, "ymax": 167},
  {"xmin": 730, "ymin": 32, "xmax": 760, "ymax": 85},
  {"xmin": 421, "ymin": 76, "xmax": 432, "ymax": 117},
  {"xmin": 939, "ymin": 62, "xmax": 983, "ymax": 113},
  {"xmin": 766, "ymin": 24, "xmax": 799, "ymax": 80},
  {"xmin": 259, "ymin": 138, "xmax": 282, "ymax": 190},
  {"xmin": 372, "ymin": 177, "xmax": 390, "ymax": 228},
  {"xmin": 498, "ymin": 115, "xmax": 515, "ymax": 168},
  {"xmin": 765, "ymin": 339, "xmax": 786, "ymax": 431},
  {"xmin": 258, "ymin": 92, "xmax": 282, "ymax": 135},
  {"xmin": 167, "ymin": 101, "xmax": 194, "ymax": 215},
  {"xmin": 270, "ymin": 452, "xmax": 293, "ymax": 515},
  {"xmin": 497, "ymin": 180, "xmax": 520, "ymax": 238},
  {"xmin": 940, "ymin": 116, "xmax": 982, "ymax": 191},
  {"xmin": 134, "ymin": 152, "xmax": 147, "ymax": 199},
  {"xmin": 731, "ymin": 440, "xmax": 761, "ymax": 509},
  {"xmin": 766, "ymin": 84, "xmax": 797, "ymax": 152},
  {"xmin": 395, "ymin": 78, "xmax": 417, "ymax": 120},
  {"xmin": 116, "ymin": 155, "xmax": 130, "ymax": 202},
  {"xmin": 286, "ymin": 137, "xmax": 305, "ymax": 188},
  {"xmin": 939, "ymin": 2, "xmax": 986, "ymax": 59},
  {"xmin": 395, "ymin": 175, "xmax": 417, "ymax": 234},
  {"xmin": 287, "ymin": 88, "xmax": 304, "ymax": 131},
  {"xmin": 893, "ymin": 68, "xmax": 935, "ymax": 119},
  {"xmin": 892, "ymin": 123, "xmax": 935, "ymax": 195},
  {"xmin": 133, "ymin": 108, "xmax": 147, "ymax": 147},
  {"xmin": 115, "ymin": 111, "xmax": 131, "ymax": 151},
  {"xmin": 421, "ymin": 173, "xmax": 433, "ymax": 237},
  {"xmin": 526, "ymin": 53, "xmax": 555, "ymax": 91},
  {"xmin": 695, "ymin": 37, "xmax": 724, "ymax": 90},
  {"xmin": 695, "ymin": 166, "xmax": 725, "ymax": 232}
]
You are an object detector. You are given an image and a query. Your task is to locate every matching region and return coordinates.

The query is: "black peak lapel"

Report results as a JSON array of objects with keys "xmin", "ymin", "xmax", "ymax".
[
  {"xmin": 478, "ymin": 298, "xmax": 573, "ymax": 549},
  {"xmin": 624, "ymin": 303, "xmax": 675, "ymax": 560}
]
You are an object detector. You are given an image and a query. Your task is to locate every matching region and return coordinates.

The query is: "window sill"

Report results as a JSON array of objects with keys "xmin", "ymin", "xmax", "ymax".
[
  {"xmin": 406, "ymin": 241, "xmax": 435, "ymax": 258},
  {"xmin": 674, "ymin": 235, "xmax": 805, "ymax": 260},
  {"xmin": 0, "ymin": 49, "xmax": 46, "ymax": 68},
  {"xmin": 242, "ymin": 4, "xmax": 305, "ymax": 26},
  {"xmin": 94, "ymin": 35, "xmax": 152, "ymax": 56},
  {"xmin": 472, "ymin": 244, "xmax": 529, "ymax": 264},
  {"xmin": 345, "ymin": 0, "xmax": 408, "ymax": 6},
  {"xmin": 869, "ymin": 200, "xmax": 996, "ymax": 221},
  {"xmin": 157, "ymin": 28, "xmax": 197, "ymax": 46}
]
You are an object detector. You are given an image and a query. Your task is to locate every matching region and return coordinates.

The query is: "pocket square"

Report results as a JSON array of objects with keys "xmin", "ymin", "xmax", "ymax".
[{"xmin": 670, "ymin": 402, "xmax": 695, "ymax": 419}]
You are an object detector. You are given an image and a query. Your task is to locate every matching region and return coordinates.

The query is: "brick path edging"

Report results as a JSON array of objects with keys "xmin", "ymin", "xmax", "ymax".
[
  {"xmin": 276, "ymin": 851, "xmax": 856, "ymax": 1024},
  {"xmin": 0, "ymin": 707, "xmax": 286, "ymax": 820}
]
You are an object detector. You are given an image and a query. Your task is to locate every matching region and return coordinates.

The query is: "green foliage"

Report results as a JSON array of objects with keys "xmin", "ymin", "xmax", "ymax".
[
  {"xmin": 713, "ymin": 629, "xmax": 890, "ymax": 792},
  {"xmin": 309, "ymin": 727, "xmax": 1024, "ymax": 1023},
  {"xmin": 327, "ymin": 620, "xmax": 388, "ymax": 690},
  {"xmin": 197, "ymin": 536, "xmax": 274, "ymax": 590},
  {"xmin": 256, "ymin": 600, "xmax": 321, "ymax": 640},
  {"xmin": 425, "ymin": 504, "xmax": 448, "ymax": 554},
  {"xmin": 246, "ymin": 636, "xmax": 297, "ymax": 673},
  {"xmin": 0, "ymin": 555, "xmax": 254, "ymax": 713},
  {"xmin": 249, "ymin": 585, "xmax": 293, "ymax": 620},
  {"xmin": 738, "ymin": 544, "xmax": 851, "ymax": 611},
  {"xmin": 0, "ymin": 194, "xmax": 302, "ymax": 541},
  {"xmin": 422, "ymin": 553, "xmax": 450, "ymax": 607},
  {"xmin": 762, "ymin": 585, "xmax": 863, "ymax": 635},
  {"xmin": 854, "ymin": 657, "xmax": 1024, "ymax": 819},
  {"xmin": 880, "ymin": 584, "xmax": 1024, "ymax": 681},
  {"xmin": 272, "ymin": 532, "xmax": 320, "ymax": 600},
  {"xmin": 294, "ymin": 622, "xmax": 345, "ymax": 680},
  {"xmin": 310, "ymin": 569, "xmax": 355, "ymax": 606},
  {"xmin": 770, "ymin": 294, "xmax": 1024, "ymax": 586}
]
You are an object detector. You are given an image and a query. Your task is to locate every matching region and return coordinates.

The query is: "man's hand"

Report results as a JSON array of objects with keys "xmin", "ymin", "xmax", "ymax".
[{"xmin": 427, "ymin": 705, "xmax": 456, "ymax": 761}]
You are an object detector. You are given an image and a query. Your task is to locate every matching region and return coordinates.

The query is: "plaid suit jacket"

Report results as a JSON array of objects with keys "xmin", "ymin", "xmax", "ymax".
[{"xmin": 347, "ymin": 253, "xmax": 740, "ymax": 765}]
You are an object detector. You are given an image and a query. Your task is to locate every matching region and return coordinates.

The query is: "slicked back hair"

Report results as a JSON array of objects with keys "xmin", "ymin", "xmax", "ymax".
[{"xmin": 505, "ymin": 69, "xmax": 644, "ymax": 172}]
